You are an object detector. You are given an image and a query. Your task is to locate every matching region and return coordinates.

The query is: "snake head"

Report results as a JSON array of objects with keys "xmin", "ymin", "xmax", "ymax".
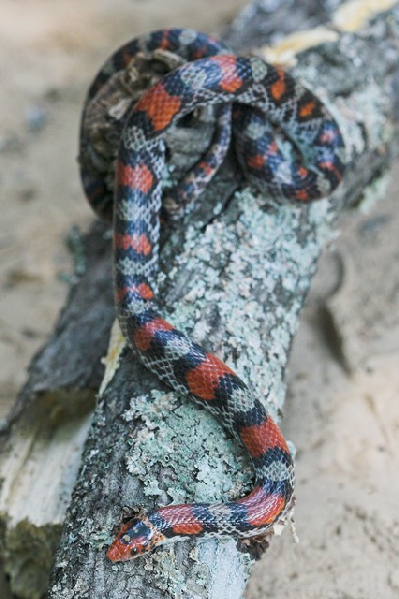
[{"xmin": 106, "ymin": 512, "xmax": 165, "ymax": 562}]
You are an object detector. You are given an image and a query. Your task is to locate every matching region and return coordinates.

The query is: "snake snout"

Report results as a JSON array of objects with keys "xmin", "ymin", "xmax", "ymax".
[{"xmin": 107, "ymin": 515, "xmax": 165, "ymax": 562}]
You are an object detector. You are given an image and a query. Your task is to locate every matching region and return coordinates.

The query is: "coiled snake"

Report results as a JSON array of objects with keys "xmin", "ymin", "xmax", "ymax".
[{"xmin": 79, "ymin": 29, "xmax": 345, "ymax": 561}]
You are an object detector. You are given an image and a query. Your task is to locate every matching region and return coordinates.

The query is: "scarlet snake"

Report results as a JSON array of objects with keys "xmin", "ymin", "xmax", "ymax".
[{"xmin": 79, "ymin": 29, "xmax": 345, "ymax": 561}]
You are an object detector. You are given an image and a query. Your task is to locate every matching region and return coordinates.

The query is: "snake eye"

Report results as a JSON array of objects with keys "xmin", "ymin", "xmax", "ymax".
[{"xmin": 121, "ymin": 534, "xmax": 131, "ymax": 544}]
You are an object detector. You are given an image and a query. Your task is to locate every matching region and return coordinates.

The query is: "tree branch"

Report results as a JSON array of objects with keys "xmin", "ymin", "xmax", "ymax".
[{"xmin": 0, "ymin": 1, "xmax": 398, "ymax": 598}]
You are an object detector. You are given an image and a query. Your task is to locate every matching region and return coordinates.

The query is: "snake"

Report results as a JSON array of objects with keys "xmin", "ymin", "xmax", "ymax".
[{"xmin": 79, "ymin": 29, "xmax": 345, "ymax": 562}]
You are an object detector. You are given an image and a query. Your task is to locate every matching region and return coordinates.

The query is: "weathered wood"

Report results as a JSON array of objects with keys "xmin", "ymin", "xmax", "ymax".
[
  {"xmin": 0, "ymin": 223, "xmax": 114, "ymax": 599},
  {"xmin": 0, "ymin": 1, "xmax": 398, "ymax": 598}
]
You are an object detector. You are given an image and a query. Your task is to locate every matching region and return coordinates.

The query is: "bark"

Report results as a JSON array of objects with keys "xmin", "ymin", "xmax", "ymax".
[{"xmin": 0, "ymin": 1, "xmax": 398, "ymax": 598}]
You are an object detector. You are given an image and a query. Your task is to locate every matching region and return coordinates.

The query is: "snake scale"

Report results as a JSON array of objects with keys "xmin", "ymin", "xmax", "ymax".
[{"xmin": 79, "ymin": 29, "xmax": 345, "ymax": 561}]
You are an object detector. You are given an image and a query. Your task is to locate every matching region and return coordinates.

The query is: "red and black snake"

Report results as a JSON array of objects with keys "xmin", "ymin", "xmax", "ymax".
[{"xmin": 79, "ymin": 29, "xmax": 345, "ymax": 562}]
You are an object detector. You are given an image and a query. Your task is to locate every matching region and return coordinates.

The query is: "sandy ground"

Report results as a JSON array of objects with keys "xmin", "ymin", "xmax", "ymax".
[{"xmin": 1, "ymin": 1, "xmax": 398, "ymax": 598}]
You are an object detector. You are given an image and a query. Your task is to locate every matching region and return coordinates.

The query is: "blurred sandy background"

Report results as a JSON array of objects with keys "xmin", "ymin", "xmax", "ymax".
[{"xmin": 1, "ymin": 1, "xmax": 398, "ymax": 598}]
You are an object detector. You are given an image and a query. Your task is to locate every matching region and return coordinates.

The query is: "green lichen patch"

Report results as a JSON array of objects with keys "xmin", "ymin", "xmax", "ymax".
[
  {"xmin": 147, "ymin": 546, "xmax": 213, "ymax": 599},
  {"xmin": 161, "ymin": 186, "xmax": 336, "ymax": 424},
  {"xmin": 124, "ymin": 390, "xmax": 251, "ymax": 504}
]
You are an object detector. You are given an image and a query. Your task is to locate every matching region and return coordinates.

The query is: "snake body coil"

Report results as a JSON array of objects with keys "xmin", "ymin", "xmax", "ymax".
[{"xmin": 79, "ymin": 29, "xmax": 344, "ymax": 561}]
